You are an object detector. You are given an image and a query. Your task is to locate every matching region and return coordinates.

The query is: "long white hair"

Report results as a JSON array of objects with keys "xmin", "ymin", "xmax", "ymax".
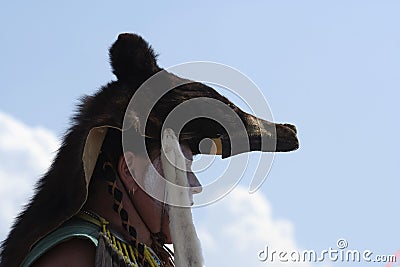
[{"xmin": 161, "ymin": 129, "xmax": 204, "ymax": 267}]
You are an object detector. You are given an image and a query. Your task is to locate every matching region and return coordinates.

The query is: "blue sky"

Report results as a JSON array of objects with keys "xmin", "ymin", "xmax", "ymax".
[{"xmin": 1, "ymin": 1, "xmax": 399, "ymax": 266}]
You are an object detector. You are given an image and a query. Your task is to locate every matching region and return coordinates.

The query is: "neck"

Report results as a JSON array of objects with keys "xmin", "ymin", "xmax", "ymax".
[{"xmin": 83, "ymin": 175, "xmax": 152, "ymax": 246}]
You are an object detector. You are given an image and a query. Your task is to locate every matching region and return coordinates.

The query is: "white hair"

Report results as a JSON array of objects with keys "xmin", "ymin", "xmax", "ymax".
[{"xmin": 161, "ymin": 129, "xmax": 204, "ymax": 267}]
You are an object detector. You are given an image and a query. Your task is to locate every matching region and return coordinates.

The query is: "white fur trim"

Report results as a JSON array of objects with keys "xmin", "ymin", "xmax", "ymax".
[{"xmin": 161, "ymin": 129, "xmax": 204, "ymax": 267}]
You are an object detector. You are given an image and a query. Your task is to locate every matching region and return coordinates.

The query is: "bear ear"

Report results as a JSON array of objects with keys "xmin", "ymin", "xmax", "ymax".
[{"xmin": 109, "ymin": 33, "xmax": 159, "ymax": 82}]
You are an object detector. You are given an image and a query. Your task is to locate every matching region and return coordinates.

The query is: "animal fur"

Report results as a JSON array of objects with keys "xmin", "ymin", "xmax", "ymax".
[
  {"xmin": 161, "ymin": 129, "xmax": 204, "ymax": 267},
  {"xmin": 0, "ymin": 33, "xmax": 298, "ymax": 267},
  {"xmin": 0, "ymin": 33, "xmax": 161, "ymax": 267}
]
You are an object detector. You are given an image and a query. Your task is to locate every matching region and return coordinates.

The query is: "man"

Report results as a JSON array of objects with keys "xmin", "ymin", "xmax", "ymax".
[{"xmin": 0, "ymin": 33, "xmax": 298, "ymax": 267}]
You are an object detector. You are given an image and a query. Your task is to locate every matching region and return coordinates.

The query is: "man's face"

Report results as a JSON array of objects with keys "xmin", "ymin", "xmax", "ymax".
[
  {"xmin": 130, "ymin": 143, "xmax": 202, "ymax": 241},
  {"xmin": 142, "ymin": 143, "xmax": 202, "ymax": 205}
]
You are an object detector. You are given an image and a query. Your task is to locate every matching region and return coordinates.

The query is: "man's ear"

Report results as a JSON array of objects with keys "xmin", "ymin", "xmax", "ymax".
[{"xmin": 118, "ymin": 151, "xmax": 136, "ymax": 191}]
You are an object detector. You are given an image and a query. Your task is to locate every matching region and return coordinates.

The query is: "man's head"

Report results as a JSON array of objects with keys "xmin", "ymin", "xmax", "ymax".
[{"xmin": 96, "ymin": 127, "xmax": 202, "ymax": 242}]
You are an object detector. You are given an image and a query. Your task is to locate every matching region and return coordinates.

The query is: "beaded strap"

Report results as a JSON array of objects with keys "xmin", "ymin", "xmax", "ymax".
[{"xmin": 78, "ymin": 211, "xmax": 160, "ymax": 267}]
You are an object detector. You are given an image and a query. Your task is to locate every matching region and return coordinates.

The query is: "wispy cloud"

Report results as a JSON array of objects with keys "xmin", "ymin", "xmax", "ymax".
[
  {"xmin": 0, "ymin": 112, "xmax": 59, "ymax": 241},
  {"xmin": 195, "ymin": 186, "xmax": 311, "ymax": 266}
]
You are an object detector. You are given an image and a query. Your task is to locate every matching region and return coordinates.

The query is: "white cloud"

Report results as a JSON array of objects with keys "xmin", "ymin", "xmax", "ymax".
[
  {"xmin": 194, "ymin": 186, "xmax": 312, "ymax": 267},
  {"xmin": 0, "ymin": 112, "xmax": 59, "ymax": 242}
]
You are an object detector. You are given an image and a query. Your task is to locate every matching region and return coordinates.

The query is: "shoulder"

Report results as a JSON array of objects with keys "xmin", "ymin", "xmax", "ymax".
[
  {"xmin": 21, "ymin": 215, "xmax": 101, "ymax": 267},
  {"xmin": 31, "ymin": 238, "xmax": 96, "ymax": 267}
]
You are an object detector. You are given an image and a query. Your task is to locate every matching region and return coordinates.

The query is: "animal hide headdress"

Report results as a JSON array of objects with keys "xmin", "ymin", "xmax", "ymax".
[{"xmin": 0, "ymin": 33, "xmax": 299, "ymax": 267}]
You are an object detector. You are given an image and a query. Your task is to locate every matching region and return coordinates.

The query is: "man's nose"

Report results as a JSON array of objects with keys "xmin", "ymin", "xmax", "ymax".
[{"xmin": 187, "ymin": 172, "xmax": 202, "ymax": 194}]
